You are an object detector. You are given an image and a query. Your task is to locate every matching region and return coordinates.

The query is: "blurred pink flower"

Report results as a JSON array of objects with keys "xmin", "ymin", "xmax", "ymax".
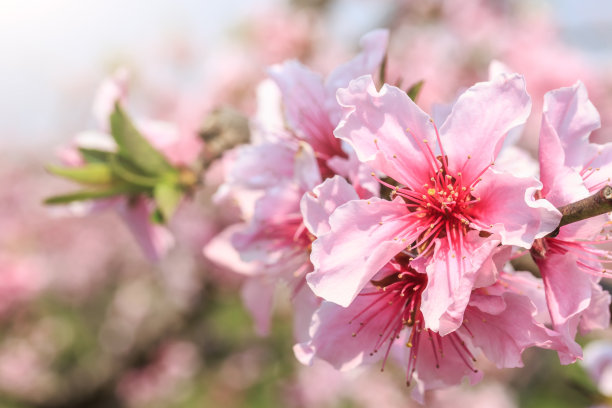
[{"xmin": 117, "ymin": 341, "xmax": 199, "ymax": 407}]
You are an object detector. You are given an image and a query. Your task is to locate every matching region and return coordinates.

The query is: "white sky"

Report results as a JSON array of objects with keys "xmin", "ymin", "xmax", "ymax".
[{"xmin": 1, "ymin": 0, "xmax": 611, "ymax": 152}]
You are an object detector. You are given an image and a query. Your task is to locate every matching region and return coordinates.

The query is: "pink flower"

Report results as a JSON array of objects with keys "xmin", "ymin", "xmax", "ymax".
[
  {"xmin": 308, "ymin": 74, "xmax": 560, "ymax": 335},
  {"xmin": 206, "ymin": 143, "xmax": 323, "ymax": 336},
  {"xmin": 206, "ymin": 30, "xmax": 389, "ymax": 335},
  {"xmin": 533, "ymin": 82, "xmax": 612, "ymax": 363},
  {"xmin": 298, "ymin": 255, "xmax": 564, "ymax": 401},
  {"xmin": 268, "ymin": 29, "xmax": 388, "ymax": 193}
]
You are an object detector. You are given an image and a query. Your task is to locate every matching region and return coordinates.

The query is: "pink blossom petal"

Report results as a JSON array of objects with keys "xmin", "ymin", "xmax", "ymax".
[
  {"xmin": 415, "ymin": 231, "xmax": 500, "ymax": 335},
  {"xmin": 307, "ymin": 198, "xmax": 419, "ymax": 307},
  {"xmin": 297, "ymin": 296, "xmax": 392, "ymax": 370},
  {"xmin": 542, "ymin": 81, "xmax": 600, "ymax": 170},
  {"xmin": 294, "ymin": 142, "xmax": 322, "ymax": 192},
  {"xmin": 579, "ymin": 281, "xmax": 611, "ymax": 335},
  {"xmin": 494, "ymin": 146, "xmax": 539, "ymax": 179},
  {"xmin": 557, "ymin": 214, "xmax": 608, "ymax": 242},
  {"xmin": 251, "ymin": 79, "xmax": 288, "ymax": 144},
  {"xmin": 117, "ymin": 198, "xmax": 174, "ymax": 262},
  {"xmin": 268, "ymin": 61, "xmax": 340, "ymax": 159},
  {"xmin": 441, "ymin": 73, "xmax": 531, "ymax": 184},
  {"xmin": 225, "ymin": 143, "xmax": 296, "ymax": 190},
  {"xmin": 473, "ymin": 243, "xmax": 511, "ymax": 289},
  {"xmin": 408, "ymin": 331, "xmax": 483, "ymax": 397},
  {"xmin": 585, "ymin": 143, "xmax": 612, "ymax": 192},
  {"xmin": 499, "ymin": 271, "xmax": 550, "ymax": 325},
  {"xmin": 471, "ymin": 169, "xmax": 561, "ymax": 247},
  {"xmin": 241, "ymin": 278, "xmax": 276, "ymax": 336},
  {"xmin": 538, "ymin": 253, "xmax": 592, "ymax": 364},
  {"xmin": 539, "ymin": 98, "xmax": 591, "ymax": 206},
  {"xmin": 335, "ymin": 75, "xmax": 437, "ymax": 187},
  {"xmin": 93, "ymin": 68, "xmax": 129, "ymax": 130},
  {"xmin": 292, "ymin": 282, "xmax": 321, "ymax": 345},
  {"xmin": 325, "ymin": 29, "xmax": 389, "ymax": 124},
  {"xmin": 202, "ymin": 224, "xmax": 260, "ymax": 276},
  {"xmin": 327, "ymin": 150, "xmax": 380, "ymax": 199},
  {"xmin": 300, "ymin": 176, "xmax": 359, "ymax": 237},
  {"xmin": 232, "ymin": 182, "xmax": 302, "ymax": 263},
  {"xmin": 464, "ymin": 291, "xmax": 566, "ymax": 368}
]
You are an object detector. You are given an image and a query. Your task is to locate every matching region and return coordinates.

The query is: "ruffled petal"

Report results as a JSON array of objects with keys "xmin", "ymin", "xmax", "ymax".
[
  {"xmin": 307, "ymin": 197, "xmax": 420, "ymax": 307},
  {"xmin": 415, "ymin": 231, "xmax": 500, "ymax": 335},
  {"xmin": 538, "ymin": 253, "xmax": 592, "ymax": 364},
  {"xmin": 335, "ymin": 75, "xmax": 437, "ymax": 187},
  {"xmin": 325, "ymin": 29, "xmax": 389, "ymax": 124},
  {"xmin": 301, "ymin": 176, "xmax": 359, "ymax": 237},
  {"xmin": 268, "ymin": 61, "xmax": 340, "ymax": 158},
  {"xmin": 542, "ymin": 81, "xmax": 600, "ymax": 170},
  {"xmin": 296, "ymin": 296, "xmax": 388, "ymax": 370},
  {"xmin": 441, "ymin": 73, "xmax": 531, "ymax": 184},
  {"xmin": 471, "ymin": 169, "xmax": 561, "ymax": 247},
  {"xmin": 464, "ymin": 291, "xmax": 567, "ymax": 368}
]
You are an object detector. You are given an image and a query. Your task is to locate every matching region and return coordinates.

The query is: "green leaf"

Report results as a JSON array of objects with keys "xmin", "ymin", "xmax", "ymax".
[
  {"xmin": 109, "ymin": 155, "xmax": 160, "ymax": 188},
  {"xmin": 378, "ymin": 53, "xmax": 387, "ymax": 86},
  {"xmin": 78, "ymin": 148, "xmax": 114, "ymax": 164},
  {"xmin": 44, "ymin": 186, "xmax": 132, "ymax": 205},
  {"xmin": 406, "ymin": 80, "xmax": 424, "ymax": 102},
  {"xmin": 150, "ymin": 208, "xmax": 164, "ymax": 224},
  {"xmin": 109, "ymin": 104, "xmax": 175, "ymax": 175},
  {"xmin": 153, "ymin": 182, "xmax": 182, "ymax": 221},
  {"xmin": 47, "ymin": 163, "xmax": 114, "ymax": 185}
]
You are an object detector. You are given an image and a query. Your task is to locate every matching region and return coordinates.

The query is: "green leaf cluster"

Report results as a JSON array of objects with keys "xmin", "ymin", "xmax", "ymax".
[{"xmin": 45, "ymin": 104, "xmax": 197, "ymax": 223}]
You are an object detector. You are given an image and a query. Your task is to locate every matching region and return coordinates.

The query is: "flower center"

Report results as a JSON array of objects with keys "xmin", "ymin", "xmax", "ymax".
[{"xmin": 348, "ymin": 254, "xmax": 477, "ymax": 384}]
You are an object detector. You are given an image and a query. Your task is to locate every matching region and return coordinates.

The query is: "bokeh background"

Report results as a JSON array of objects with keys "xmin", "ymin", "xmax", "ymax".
[{"xmin": 1, "ymin": 0, "xmax": 612, "ymax": 407}]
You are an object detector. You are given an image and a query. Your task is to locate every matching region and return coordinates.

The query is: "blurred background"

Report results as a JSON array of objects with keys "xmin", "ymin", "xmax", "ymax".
[{"xmin": 1, "ymin": 0, "xmax": 612, "ymax": 407}]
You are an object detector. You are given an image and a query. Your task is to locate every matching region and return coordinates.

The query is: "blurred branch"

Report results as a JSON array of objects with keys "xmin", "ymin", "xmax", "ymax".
[{"xmin": 199, "ymin": 108, "xmax": 250, "ymax": 167}]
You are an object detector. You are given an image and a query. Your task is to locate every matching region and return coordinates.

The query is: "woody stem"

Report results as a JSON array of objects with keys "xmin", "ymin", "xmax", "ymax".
[{"xmin": 546, "ymin": 185, "xmax": 612, "ymax": 238}]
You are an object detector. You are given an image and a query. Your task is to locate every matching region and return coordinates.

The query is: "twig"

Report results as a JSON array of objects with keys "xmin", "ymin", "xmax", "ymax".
[{"xmin": 546, "ymin": 185, "xmax": 612, "ymax": 238}]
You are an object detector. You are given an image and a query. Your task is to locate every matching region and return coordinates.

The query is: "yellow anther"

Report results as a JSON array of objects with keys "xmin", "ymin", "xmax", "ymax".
[{"xmin": 427, "ymin": 188, "xmax": 436, "ymax": 195}]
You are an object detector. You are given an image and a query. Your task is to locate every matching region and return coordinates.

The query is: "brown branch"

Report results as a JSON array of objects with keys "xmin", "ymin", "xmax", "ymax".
[{"xmin": 546, "ymin": 185, "xmax": 612, "ymax": 237}]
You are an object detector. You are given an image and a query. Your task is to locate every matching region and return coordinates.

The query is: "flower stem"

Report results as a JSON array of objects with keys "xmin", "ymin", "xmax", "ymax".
[{"xmin": 547, "ymin": 185, "xmax": 612, "ymax": 237}]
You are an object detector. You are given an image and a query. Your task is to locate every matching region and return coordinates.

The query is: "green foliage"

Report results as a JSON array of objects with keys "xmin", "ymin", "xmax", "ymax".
[
  {"xmin": 407, "ymin": 80, "xmax": 424, "ymax": 102},
  {"xmin": 47, "ymin": 163, "xmax": 114, "ymax": 185},
  {"xmin": 44, "ymin": 186, "xmax": 133, "ymax": 204},
  {"xmin": 154, "ymin": 182, "xmax": 183, "ymax": 222},
  {"xmin": 109, "ymin": 104, "xmax": 175, "ymax": 176},
  {"xmin": 45, "ymin": 104, "xmax": 198, "ymax": 223}
]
